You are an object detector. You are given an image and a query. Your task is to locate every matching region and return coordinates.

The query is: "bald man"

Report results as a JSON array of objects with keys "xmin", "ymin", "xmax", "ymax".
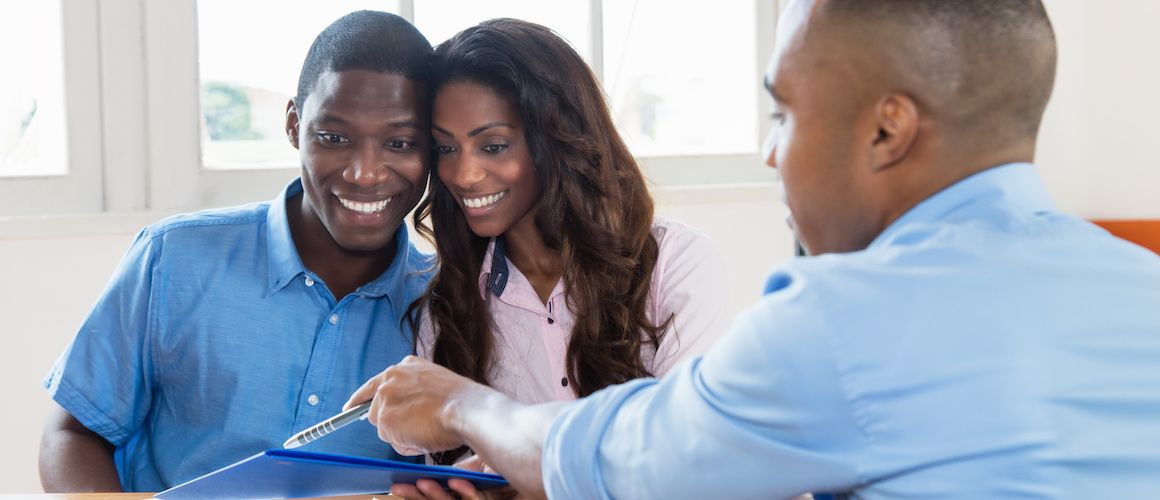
[{"xmin": 345, "ymin": 1, "xmax": 1160, "ymax": 498}]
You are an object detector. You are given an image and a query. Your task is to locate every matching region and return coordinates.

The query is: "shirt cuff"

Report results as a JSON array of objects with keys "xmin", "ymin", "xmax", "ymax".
[
  {"xmin": 45, "ymin": 374, "xmax": 132, "ymax": 446},
  {"xmin": 541, "ymin": 378, "xmax": 657, "ymax": 499}
]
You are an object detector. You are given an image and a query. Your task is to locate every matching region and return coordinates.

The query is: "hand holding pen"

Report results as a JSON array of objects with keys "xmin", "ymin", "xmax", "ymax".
[{"xmin": 344, "ymin": 355, "xmax": 479, "ymax": 457}]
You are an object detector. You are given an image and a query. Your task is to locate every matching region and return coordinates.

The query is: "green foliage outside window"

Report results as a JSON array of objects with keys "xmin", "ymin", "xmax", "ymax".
[{"xmin": 202, "ymin": 82, "xmax": 262, "ymax": 141}]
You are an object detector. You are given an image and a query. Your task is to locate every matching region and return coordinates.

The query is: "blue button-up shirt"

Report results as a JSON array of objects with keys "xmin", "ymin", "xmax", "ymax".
[
  {"xmin": 544, "ymin": 163, "xmax": 1160, "ymax": 499},
  {"xmin": 44, "ymin": 179, "xmax": 434, "ymax": 491}
]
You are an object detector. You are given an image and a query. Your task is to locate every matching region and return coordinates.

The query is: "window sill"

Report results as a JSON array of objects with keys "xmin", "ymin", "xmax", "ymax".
[
  {"xmin": 1, "ymin": 180, "xmax": 781, "ymax": 240},
  {"xmin": 0, "ymin": 210, "xmax": 181, "ymax": 240}
]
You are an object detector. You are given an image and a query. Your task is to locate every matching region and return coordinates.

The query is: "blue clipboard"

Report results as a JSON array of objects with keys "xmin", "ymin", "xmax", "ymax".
[{"xmin": 155, "ymin": 449, "xmax": 509, "ymax": 499}]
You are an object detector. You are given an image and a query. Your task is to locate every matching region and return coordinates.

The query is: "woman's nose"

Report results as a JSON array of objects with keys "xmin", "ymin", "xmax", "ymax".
[{"xmin": 440, "ymin": 153, "xmax": 486, "ymax": 189}]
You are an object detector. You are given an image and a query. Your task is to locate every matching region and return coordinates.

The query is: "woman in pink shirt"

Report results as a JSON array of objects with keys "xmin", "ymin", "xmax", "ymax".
[{"xmin": 407, "ymin": 17, "xmax": 729, "ymax": 467}]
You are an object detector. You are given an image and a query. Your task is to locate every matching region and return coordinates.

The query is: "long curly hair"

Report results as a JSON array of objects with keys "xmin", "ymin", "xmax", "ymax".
[{"xmin": 410, "ymin": 18, "xmax": 671, "ymax": 406}]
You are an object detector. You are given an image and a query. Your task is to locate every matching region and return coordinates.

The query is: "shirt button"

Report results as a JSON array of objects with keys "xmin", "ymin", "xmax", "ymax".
[
  {"xmin": 561, "ymin": 377, "xmax": 569, "ymax": 387},
  {"xmin": 329, "ymin": 314, "xmax": 338, "ymax": 325},
  {"xmin": 305, "ymin": 277, "xmax": 315, "ymax": 287},
  {"xmin": 307, "ymin": 394, "xmax": 320, "ymax": 406},
  {"xmin": 547, "ymin": 317, "xmax": 555, "ymax": 324}
]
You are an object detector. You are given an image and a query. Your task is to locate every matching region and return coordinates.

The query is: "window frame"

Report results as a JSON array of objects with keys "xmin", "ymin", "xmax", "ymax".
[
  {"xmin": 0, "ymin": 0, "xmax": 779, "ymax": 220},
  {"xmin": 0, "ymin": 0, "xmax": 105, "ymax": 216}
]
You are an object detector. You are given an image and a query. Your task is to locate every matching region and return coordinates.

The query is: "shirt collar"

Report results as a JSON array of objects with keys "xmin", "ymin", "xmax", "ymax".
[
  {"xmin": 358, "ymin": 222, "xmax": 419, "ymax": 301},
  {"xmin": 478, "ymin": 237, "xmax": 568, "ymax": 315},
  {"xmin": 478, "ymin": 237, "xmax": 510, "ymax": 299},
  {"xmin": 266, "ymin": 179, "xmax": 307, "ymax": 295},
  {"xmin": 484, "ymin": 237, "xmax": 510, "ymax": 297},
  {"xmin": 266, "ymin": 179, "xmax": 425, "ymax": 318},
  {"xmin": 870, "ymin": 162, "xmax": 1056, "ymax": 250},
  {"xmin": 355, "ymin": 221, "xmax": 428, "ymax": 328}
]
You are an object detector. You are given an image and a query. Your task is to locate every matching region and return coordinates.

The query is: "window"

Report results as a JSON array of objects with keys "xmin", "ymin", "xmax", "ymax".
[
  {"xmin": 1, "ymin": 0, "xmax": 779, "ymax": 217},
  {"xmin": 197, "ymin": 1, "xmax": 403, "ymax": 170},
  {"xmin": 603, "ymin": 0, "xmax": 758, "ymax": 157},
  {"xmin": 0, "ymin": 2, "xmax": 68, "ymax": 178},
  {"xmin": 413, "ymin": 0, "xmax": 591, "ymax": 59},
  {"xmin": 0, "ymin": 0, "xmax": 102, "ymax": 216}
]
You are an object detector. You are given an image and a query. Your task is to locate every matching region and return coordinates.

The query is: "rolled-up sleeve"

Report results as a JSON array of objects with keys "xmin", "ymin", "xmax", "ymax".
[
  {"xmin": 43, "ymin": 227, "xmax": 161, "ymax": 446},
  {"xmin": 543, "ymin": 267, "xmax": 868, "ymax": 499}
]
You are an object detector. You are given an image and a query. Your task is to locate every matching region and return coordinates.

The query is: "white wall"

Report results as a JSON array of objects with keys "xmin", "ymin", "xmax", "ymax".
[
  {"xmin": 1036, "ymin": 1, "xmax": 1160, "ymax": 219},
  {"xmin": 2, "ymin": 0, "xmax": 1159, "ymax": 493},
  {"xmin": 0, "ymin": 234, "xmax": 140, "ymax": 493}
]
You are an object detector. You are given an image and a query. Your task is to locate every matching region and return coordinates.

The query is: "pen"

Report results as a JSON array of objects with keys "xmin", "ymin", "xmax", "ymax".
[{"xmin": 283, "ymin": 401, "xmax": 372, "ymax": 449}]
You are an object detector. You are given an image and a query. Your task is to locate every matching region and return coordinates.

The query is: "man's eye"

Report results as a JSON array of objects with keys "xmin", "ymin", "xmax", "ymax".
[
  {"xmin": 482, "ymin": 144, "xmax": 508, "ymax": 154},
  {"xmin": 385, "ymin": 139, "xmax": 415, "ymax": 151},
  {"xmin": 316, "ymin": 133, "xmax": 349, "ymax": 145}
]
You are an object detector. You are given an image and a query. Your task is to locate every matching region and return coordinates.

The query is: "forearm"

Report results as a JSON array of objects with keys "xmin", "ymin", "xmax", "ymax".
[
  {"xmin": 39, "ymin": 414, "xmax": 121, "ymax": 492},
  {"xmin": 444, "ymin": 386, "xmax": 568, "ymax": 499}
]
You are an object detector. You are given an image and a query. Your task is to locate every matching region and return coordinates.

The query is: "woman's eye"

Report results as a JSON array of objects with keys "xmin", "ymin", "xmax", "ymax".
[
  {"xmin": 434, "ymin": 145, "xmax": 457, "ymax": 155},
  {"xmin": 316, "ymin": 133, "xmax": 349, "ymax": 145},
  {"xmin": 482, "ymin": 144, "xmax": 508, "ymax": 154}
]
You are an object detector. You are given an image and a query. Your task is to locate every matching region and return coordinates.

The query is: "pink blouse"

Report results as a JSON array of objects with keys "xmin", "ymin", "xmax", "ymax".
[{"xmin": 418, "ymin": 217, "xmax": 729, "ymax": 404}]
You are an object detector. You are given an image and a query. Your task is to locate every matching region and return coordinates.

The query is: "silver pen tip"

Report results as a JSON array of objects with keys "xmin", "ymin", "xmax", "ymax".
[{"xmin": 283, "ymin": 437, "xmax": 302, "ymax": 449}]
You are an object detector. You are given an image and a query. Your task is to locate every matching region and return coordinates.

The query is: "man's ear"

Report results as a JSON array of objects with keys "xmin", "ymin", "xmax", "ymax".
[
  {"xmin": 285, "ymin": 99, "xmax": 301, "ymax": 149},
  {"xmin": 869, "ymin": 93, "xmax": 919, "ymax": 172}
]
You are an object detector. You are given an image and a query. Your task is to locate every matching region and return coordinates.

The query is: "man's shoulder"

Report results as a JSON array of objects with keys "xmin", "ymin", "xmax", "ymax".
[
  {"xmin": 759, "ymin": 212, "xmax": 1160, "ymax": 330},
  {"xmin": 749, "ymin": 244, "xmax": 942, "ymax": 333},
  {"xmin": 399, "ymin": 237, "xmax": 438, "ymax": 285},
  {"xmin": 142, "ymin": 201, "xmax": 272, "ymax": 242}
]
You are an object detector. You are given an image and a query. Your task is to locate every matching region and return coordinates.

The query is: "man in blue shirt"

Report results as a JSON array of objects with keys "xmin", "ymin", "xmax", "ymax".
[
  {"xmin": 346, "ymin": 1, "xmax": 1160, "ymax": 498},
  {"xmin": 39, "ymin": 11, "xmax": 435, "ymax": 492}
]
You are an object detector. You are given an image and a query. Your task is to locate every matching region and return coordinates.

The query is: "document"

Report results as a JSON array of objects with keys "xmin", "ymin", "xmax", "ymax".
[{"xmin": 155, "ymin": 449, "xmax": 508, "ymax": 499}]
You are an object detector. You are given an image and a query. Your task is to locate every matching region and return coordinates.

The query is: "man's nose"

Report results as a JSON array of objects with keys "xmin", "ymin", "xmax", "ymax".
[
  {"xmin": 344, "ymin": 143, "xmax": 390, "ymax": 186},
  {"xmin": 762, "ymin": 128, "xmax": 779, "ymax": 169}
]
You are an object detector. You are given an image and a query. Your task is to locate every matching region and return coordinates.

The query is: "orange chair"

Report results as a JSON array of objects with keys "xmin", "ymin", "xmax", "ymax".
[{"xmin": 1091, "ymin": 219, "xmax": 1160, "ymax": 255}]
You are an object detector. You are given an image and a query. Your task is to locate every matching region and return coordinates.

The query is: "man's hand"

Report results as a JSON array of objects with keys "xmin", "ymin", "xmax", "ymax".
[
  {"xmin": 344, "ymin": 355, "xmax": 479, "ymax": 456},
  {"xmin": 347, "ymin": 355, "xmax": 568, "ymax": 499}
]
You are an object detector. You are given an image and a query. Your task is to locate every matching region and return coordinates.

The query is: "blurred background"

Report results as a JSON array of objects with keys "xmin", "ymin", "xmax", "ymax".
[{"xmin": 1, "ymin": 0, "xmax": 1158, "ymax": 492}]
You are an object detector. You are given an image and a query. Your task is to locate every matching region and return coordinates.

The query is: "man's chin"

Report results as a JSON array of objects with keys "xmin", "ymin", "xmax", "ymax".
[
  {"xmin": 784, "ymin": 214, "xmax": 811, "ymax": 256},
  {"xmin": 781, "ymin": 202, "xmax": 797, "ymax": 233},
  {"xmin": 335, "ymin": 232, "xmax": 397, "ymax": 254}
]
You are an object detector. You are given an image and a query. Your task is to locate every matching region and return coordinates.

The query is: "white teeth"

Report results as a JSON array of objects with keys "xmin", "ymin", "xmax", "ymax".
[
  {"xmin": 463, "ymin": 191, "xmax": 507, "ymax": 209},
  {"xmin": 338, "ymin": 197, "xmax": 391, "ymax": 214}
]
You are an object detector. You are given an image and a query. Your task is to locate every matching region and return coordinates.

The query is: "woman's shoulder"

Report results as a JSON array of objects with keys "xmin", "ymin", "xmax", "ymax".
[
  {"xmin": 650, "ymin": 216, "xmax": 719, "ymax": 259},
  {"xmin": 647, "ymin": 216, "xmax": 726, "ymax": 299}
]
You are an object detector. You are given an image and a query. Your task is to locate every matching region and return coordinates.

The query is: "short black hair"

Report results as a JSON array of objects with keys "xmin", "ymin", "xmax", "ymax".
[
  {"xmin": 819, "ymin": 0, "xmax": 1057, "ymax": 139},
  {"xmin": 294, "ymin": 10, "xmax": 433, "ymax": 109}
]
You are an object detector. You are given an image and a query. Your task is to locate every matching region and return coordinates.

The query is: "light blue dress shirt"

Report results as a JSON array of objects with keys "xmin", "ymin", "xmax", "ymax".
[
  {"xmin": 44, "ymin": 179, "xmax": 434, "ymax": 491},
  {"xmin": 543, "ymin": 163, "xmax": 1160, "ymax": 499}
]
